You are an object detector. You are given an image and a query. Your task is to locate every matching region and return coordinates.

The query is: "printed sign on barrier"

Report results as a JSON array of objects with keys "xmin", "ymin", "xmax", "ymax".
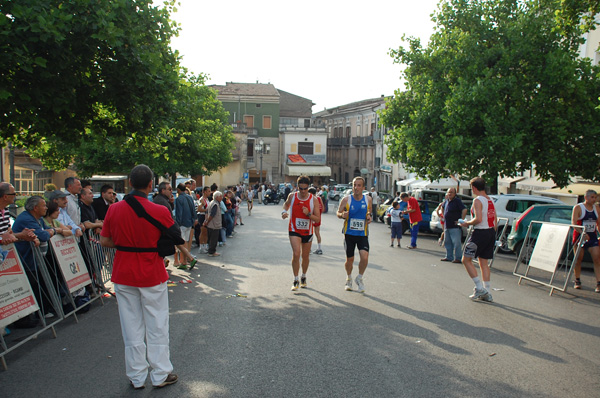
[
  {"xmin": 528, "ymin": 223, "xmax": 570, "ymax": 273},
  {"xmin": 50, "ymin": 235, "xmax": 91, "ymax": 293},
  {"xmin": 0, "ymin": 244, "xmax": 39, "ymax": 329}
]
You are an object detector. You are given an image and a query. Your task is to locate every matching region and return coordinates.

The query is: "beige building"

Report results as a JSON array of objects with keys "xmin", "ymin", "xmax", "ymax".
[{"xmin": 315, "ymin": 97, "xmax": 387, "ymax": 189}]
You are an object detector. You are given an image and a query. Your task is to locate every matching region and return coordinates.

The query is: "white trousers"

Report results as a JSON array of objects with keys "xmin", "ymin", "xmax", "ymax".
[{"xmin": 114, "ymin": 282, "xmax": 173, "ymax": 387}]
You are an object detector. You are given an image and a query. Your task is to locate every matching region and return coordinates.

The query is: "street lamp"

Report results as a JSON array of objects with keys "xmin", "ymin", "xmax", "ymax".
[{"xmin": 254, "ymin": 139, "xmax": 270, "ymax": 188}]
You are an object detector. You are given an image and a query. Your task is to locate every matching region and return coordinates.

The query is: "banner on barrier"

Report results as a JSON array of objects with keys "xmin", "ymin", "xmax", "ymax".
[
  {"xmin": 528, "ymin": 224, "xmax": 570, "ymax": 273},
  {"xmin": 51, "ymin": 235, "xmax": 91, "ymax": 293},
  {"xmin": 0, "ymin": 244, "xmax": 39, "ymax": 328}
]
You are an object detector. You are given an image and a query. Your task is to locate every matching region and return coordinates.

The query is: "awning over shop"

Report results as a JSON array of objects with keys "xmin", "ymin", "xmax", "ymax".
[
  {"xmin": 515, "ymin": 177, "xmax": 555, "ymax": 191},
  {"xmin": 535, "ymin": 183, "xmax": 600, "ymax": 197},
  {"xmin": 409, "ymin": 178, "xmax": 470, "ymax": 190},
  {"xmin": 497, "ymin": 176, "xmax": 527, "ymax": 187},
  {"xmin": 397, "ymin": 177, "xmax": 419, "ymax": 187},
  {"xmin": 90, "ymin": 175, "xmax": 127, "ymax": 181},
  {"xmin": 285, "ymin": 165, "xmax": 331, "ymax": 177}
]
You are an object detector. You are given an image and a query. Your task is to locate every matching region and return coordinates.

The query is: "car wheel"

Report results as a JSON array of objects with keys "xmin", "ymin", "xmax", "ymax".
[{"xmin": 497, "ymin": 233, "xmax": 512, "ymax": 254}]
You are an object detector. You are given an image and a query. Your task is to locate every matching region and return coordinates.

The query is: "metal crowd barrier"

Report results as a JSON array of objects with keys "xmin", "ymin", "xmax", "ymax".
[
  {"xmin": 82, "ymin": 229, "xmax": 115, "ymax": 295},
  {"xmin": 513, "ymin": 221, "xmax": 585, "ymax": 296},
  {"xmin": 0, "ymin": 231, "xmax": 115, "ymax": 370}
]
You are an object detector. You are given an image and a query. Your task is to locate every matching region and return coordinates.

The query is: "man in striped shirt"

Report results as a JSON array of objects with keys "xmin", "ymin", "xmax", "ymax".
[{"xmin": 0, "ymin": 182, "xmax": 36, "ymax": 244}]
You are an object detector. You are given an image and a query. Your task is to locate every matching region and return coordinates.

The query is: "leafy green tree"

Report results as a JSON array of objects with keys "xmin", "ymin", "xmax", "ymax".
[
  {"xmin": 381, "ymin": 0, "xmax": 600, "ymax": 188},
  {"xmin": 69, "ymin": 74, "xmax": 235, "ymax": 178},
  {"xmin": 555, "ymin": 0, "xmax": 600, "ymax": 45},
  {"xmin": 0, "ymin": 0, "xmax": 181, "ymax": 168}
]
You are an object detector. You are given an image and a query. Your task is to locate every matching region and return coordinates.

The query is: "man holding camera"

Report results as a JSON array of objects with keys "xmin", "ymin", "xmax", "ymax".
[{"xmin": 100, "ymin": 165, "xmax": 180, "ymax": 390}]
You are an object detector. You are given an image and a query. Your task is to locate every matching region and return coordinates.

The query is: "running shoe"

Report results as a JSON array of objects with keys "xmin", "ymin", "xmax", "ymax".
[
  {"xmin": 314, "ymin": 249, "xmax": 323, "ymax": 255},
  {"xmin": 469, "ymin": 287, "xmax": 490, "ymax": 301},
  {"xmin": 189, "ymin": 257, "xmax": 198, "ymax": 270},
  {"xmin": 574, "ymin": 278, "xmax": 582, "ymax": 289},
  {"xmin": 481, "ymin": 291, "xmax": 494, "ymax": 302},
  {"xmin": 300, "ymin": 276, "xmax": 307, "ymax": 288},
  {"xmin": 291, "ymin": 280, "xmax": 300, "ymax": 291},
  {"xmin": 344, "ymin": 278, "xmax": 353, "ymax": 291},
  {"xmin": 595, "ymin": 282, "xmax": 600, "ymax": 293},
  {"xmin": 355, "ymin": 276, "xmax": 365, "ymax": 293}
]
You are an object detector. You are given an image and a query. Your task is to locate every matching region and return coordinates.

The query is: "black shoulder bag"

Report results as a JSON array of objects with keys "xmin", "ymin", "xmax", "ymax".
[{"xmin": 115, "ymin": 195, "xmax": 184, "ymax": 258}]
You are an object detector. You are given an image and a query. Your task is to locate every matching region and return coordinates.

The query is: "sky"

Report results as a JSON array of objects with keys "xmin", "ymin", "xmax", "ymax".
[{"xmin": 167, "ymin": 0, "xmax": 440, "ymax": 111}]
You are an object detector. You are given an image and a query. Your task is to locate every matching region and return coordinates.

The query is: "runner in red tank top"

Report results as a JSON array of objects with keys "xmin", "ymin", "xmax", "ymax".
[{"xmin": 282, "ymin": 175, "xmax": 321, "ymax": 291}]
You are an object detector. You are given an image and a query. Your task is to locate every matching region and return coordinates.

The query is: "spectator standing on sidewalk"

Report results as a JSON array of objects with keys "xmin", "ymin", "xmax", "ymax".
[
  {"xmin": 400, "ymin": 193, "xmax": 422, "ymax": 249},
  {"xmin": 92, "ymin": 184, "xmax": 115, "ymax": 220},
  {"xmin": 100, "ymin": 164, "xmax": 181, "ymax": 389},
  {"xmin": 386, "ymin": 201, "xmax": 403, "ymax": 247},
  {"xmin": 441, "ymin": 188, "xmax": 467, "ymax": 263},
  {"xmin": 197, "ymin": 186, "xmax": 211, "ymax": 253},
  {"xmin": 370, "ymin": 187, "xmax": 379, "ymax": 222},
  {"xmin": 175, "ymin": 183, "xmax": 197, "ymax": 269},
  {"xmin": 64, "ymin": 177, "xmax": 84, "ymax": 233},
  {"xmin": 204, "ymin": 191, "xmax": 223, "ymax": 257},
  {"xmin": 0, "ymin": 182, "xmax": 36, "ymax": 244}
]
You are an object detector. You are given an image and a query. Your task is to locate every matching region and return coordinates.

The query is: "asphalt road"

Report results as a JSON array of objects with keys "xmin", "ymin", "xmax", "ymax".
[{"xmin": 1, "ymin": 200, "xmax": 600, "ymax": 397}]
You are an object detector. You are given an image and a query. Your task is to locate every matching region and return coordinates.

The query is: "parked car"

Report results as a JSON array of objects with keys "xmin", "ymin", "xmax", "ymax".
[
  {"xmin": 506, "ymin": 204, "xmax": 572, "ymax": 255},
  {"xmin": 490, "ymin": 194, "xmax": 564, "ymax": 253},
  {"xmin": 411, "ymin": 189, "xmax": 472, "ymax": 204},
  {"xmin": 329, "ymin": 184, "xmax": 351, "ymax": 200}
]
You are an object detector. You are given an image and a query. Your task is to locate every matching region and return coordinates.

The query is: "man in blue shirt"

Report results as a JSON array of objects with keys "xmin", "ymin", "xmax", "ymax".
[
  {"xmin": 12, "ymin": 196, "xmax": 61, "ymax": 325},
  {"xmin": 441, "ymin": 187, "xmax": 467, "ymax": 263}
]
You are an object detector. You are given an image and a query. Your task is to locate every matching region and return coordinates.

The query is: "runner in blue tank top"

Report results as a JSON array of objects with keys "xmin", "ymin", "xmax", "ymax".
[{"xmin": 337, "ymin": 176, "xmax": 372, "ymax": 293}]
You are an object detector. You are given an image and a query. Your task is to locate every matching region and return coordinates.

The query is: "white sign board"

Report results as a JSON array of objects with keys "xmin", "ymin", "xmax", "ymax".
[
  {"xmin": 528, "ymin": 224, "xmax": 570, "ymax": 273},
  {"xmin": 0, "ymin": 244, "xmax": 39, "ymax": 329},
  {"xmin": 50, "ymin": 235, "xmax": 91, "ymax": 293}
]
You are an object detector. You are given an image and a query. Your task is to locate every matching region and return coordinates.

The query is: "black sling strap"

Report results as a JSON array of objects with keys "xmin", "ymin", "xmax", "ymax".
[{"xmin": 114, "ymin": 194, "xmax": 168, "ymax": 253}]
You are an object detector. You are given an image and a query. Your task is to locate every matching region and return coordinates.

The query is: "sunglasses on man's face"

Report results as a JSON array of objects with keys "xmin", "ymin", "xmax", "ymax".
[{"xmin": 298, "ymin": 187, "xmax": 308, "ymax": 191}]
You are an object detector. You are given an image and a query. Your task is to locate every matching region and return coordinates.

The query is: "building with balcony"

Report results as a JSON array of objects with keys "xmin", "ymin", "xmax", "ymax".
[{"xmin": 314, "ymin": 97, "xmax": 387, "ymax": 189}]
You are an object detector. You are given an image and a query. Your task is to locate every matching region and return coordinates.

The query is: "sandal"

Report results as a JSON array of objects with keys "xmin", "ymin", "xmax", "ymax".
[{"xmin": 574, "ymin": 278, "xmax": 582, "ymax": 289}]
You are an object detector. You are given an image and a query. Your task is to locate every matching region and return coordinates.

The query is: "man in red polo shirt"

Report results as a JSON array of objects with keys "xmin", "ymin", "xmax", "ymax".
[
  {"xmin": 400, "ymin": 192, "xmax": 422, "ymax": 249},
  {"xmin": 100, "ymin": 165, "xmax": 180, "ymax": 390}
]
